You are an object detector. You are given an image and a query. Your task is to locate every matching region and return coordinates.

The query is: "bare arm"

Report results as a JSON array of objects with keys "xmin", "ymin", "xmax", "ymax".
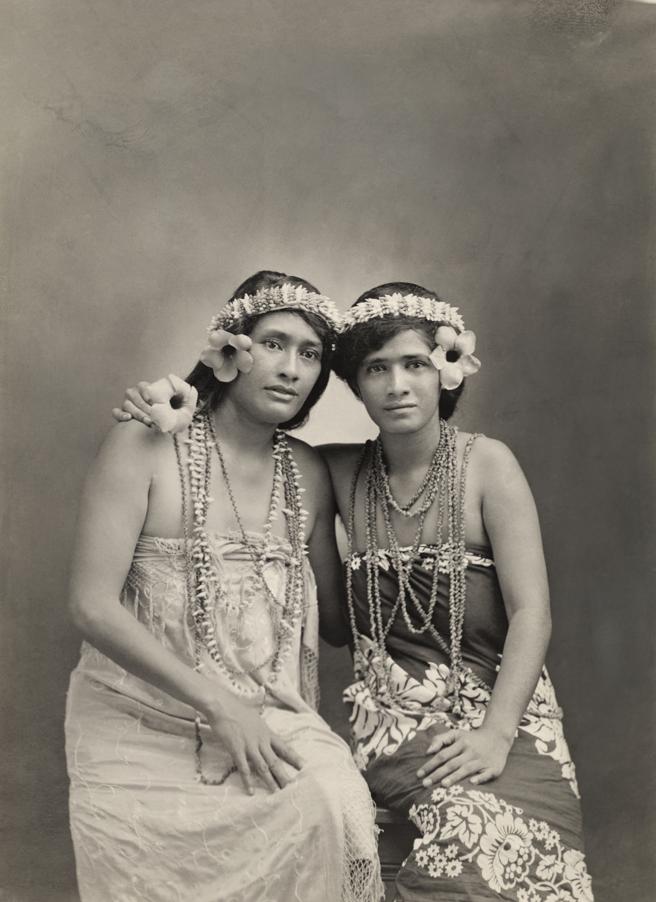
[
  {"xmin": 419, "ymin": 439, "xmax": 551, "ymax": 787},
  {"xmin": 477, "ymin": 440, "xmax": 551, "ymax": 744},
  {"xmin": 301, "ymin": 449, "xmax": 349, "ymax": 647},
  {"xmin": 69, "ymin": 423, "xmax": 302, "ymax": 791}
]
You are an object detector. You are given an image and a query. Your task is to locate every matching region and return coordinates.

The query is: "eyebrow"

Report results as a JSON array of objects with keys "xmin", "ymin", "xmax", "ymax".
[
  {"xmin": 363, "ymin": 352, "xmax": 431, "ymax": 365},
  {"xmin": 258, "ymin": 329, "xmax": 322, "ymax": 350}
]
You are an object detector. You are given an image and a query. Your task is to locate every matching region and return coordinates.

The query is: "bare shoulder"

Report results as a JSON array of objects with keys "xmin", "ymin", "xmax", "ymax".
[
  {"xmin": 285, "ymin": 435, "xmax": 332, "ymax": 491},
  {"xmin": 466, "ymin": 434, "xmax": 520, "ymax": 469},
  {"xmin": 93, "ymin": 421, "xmax": 172, "ymax": 481},
  {"xmin": 463, "ymin": 433, "xmax": 530, "ymax": 500}
]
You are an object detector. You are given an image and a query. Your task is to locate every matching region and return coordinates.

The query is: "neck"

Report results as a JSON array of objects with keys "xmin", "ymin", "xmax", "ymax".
[
  {"xmin": 379, "ymin": 415, "xmax": 442, "ymax": 474},
  {"xmin": 211, "ymin": 397, "xmax": 278, "ymax": 456}
]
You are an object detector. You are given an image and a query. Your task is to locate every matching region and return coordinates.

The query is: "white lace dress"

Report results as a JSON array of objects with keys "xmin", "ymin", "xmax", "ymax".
[{"xmin": 65, "ymin": 532, "xmax": 382, "ymax": 902}]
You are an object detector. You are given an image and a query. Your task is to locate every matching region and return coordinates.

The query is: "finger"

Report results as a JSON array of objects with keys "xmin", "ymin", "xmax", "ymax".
[
  {"xmin": 136, "ymin": 381, "xmax": 154, "ymax": 404},
  {"xmin": 261, "ymin": 745, "xmax": 295, "ymax": 789},
  {"xmin": 126, "ymin": 387, "xmax": 155, "ymax": 417},
  {"xmin": 270, "ymin": 736, "xmax": 304, "ymax": 772},
  {"xmin": 426, "ymin": 730, "xmax": 458, "ymax": 755},
  {"xmin": 442, "ymin": 761, "xmax": 482, "ymax": 787},
  {"xmin": 122, "ymin": 399, "xmax": 153, "ymax": 428},
  {"xmin": 232, "ymin": 748, "xmax": 254, "ymax": 796},
  {"xmin": 422, "ymin": 753, "xmax": 467, "ymax": 787},
  {"xmin": 112, "ymin": 407, "xmax": 133, "ymax": 423},
  {"xmin": 470, "ymin": 768, "xmax": 497, "ymax": 785},
  {"xmin": 250, "ymin": 750, "xmax": 279, "ymax": 793},
  {"xmin": 417, "ymin": 740, "xmax": 462, "ymax": 778}
]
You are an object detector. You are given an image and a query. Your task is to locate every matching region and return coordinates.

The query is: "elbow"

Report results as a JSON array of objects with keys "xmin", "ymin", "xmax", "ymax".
[{"xmin": 68, "ymin": 593, "xmax": 105, "ymax": 639}]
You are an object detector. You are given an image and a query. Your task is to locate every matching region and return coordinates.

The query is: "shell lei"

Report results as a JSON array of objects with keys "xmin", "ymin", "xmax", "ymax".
[
  {"xmin": 174, "ymin": 411, "xmax": 309, "ymax": 783},
  {"xmin": 345, "ymin": 423, "xmax": 479, "ymax": 716}
]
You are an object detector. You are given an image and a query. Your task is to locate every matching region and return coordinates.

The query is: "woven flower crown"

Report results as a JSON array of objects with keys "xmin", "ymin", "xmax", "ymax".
[
  {"xmin": 208, "ymin": 284, "xmax": 342, "ymax": 335},
  {"xmin": 340, "ymin": 292, "xmax": 465, "ymax": 332},
  {"xmin": 341, "ymin": 292, "xmax": 480, "ymax": 389}
]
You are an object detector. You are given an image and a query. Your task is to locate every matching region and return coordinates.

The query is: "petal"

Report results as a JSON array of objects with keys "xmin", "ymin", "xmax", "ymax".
[
  {"xmin": 234, "ymin": 349, "xmax": 254, "ymax": 373},
  {"xmin": 430, "ymin": 346, "xmax": 447, "ymax": 369},
  {"xmin": 200, "ymin": 347, "xmax": 227, "ymax": 371},
  {"xmin": 166, "ymin": 373, "xmax": 192, "ymax": 396},
  {"xmin": 440, "ymin": 362, "xmax": 464, "ymax": 390},
  {"xmin": 455, "ymin": 330, "xmax": 476, "ymax": 356},
  {"xmin": 147, "ymin": 377, "xmax": 176, "ymax": 404},
  {"xmin": 228, "ymin": 333, "xmax": 253, "ymax": 351},
  {"xmin": 207, "ymin": 329, "xmax": 232, "ymax": 350},
  {"xmin": 215, "ymin": 358, "xmax": 239, "ymax": 382},
  {"xmin": 171, "ymin": 406, "xmax": 194, "ymax": 433},
  {"xmin": 459, "ymin": 354, "xmax": 481, "ymax": 377},
  {"xmin": 150, "ymin": 402, "xmax": 178, "ymax": 433},
  {"xmin": 435, "ymin": 325, "xmax": 457, "ymax": 351}
]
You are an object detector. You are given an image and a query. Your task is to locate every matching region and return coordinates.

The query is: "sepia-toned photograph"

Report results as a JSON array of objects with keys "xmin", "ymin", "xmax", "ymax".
[{"xmin": 2, "ymin": 2, "xmax": 654, "ymax": 900}]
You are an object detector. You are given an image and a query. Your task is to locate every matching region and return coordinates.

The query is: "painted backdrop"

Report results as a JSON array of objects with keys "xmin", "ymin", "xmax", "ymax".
[{"xmin": 2, "ymin": 2, "xmax": 654, "ymax": 899}]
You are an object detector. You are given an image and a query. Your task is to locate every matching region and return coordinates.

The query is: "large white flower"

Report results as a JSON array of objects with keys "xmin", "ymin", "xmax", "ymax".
[
  {"xmin": 477, "ymin": 810, "xmax": 535, "ymax": 892},
  {"xmin": 146, "ymin": 375, "xmax": 197, "ymax": 434},
  {"xmin": 429, "ymin": 325, "xmax": 481, "ymax": 389},
  {"xmin": 200, "ymin": 329, "xmax": 254, "ymax": 383}
]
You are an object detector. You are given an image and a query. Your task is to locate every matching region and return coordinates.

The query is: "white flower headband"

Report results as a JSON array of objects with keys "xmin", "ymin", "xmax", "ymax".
[
  {"xmin": 208, "ymin": 284, "xmax": 342, "ymax": 334},
  {"xmin": 341, "ymin": 292, "xmax": 480, "ymax": 390},
  {"xmin": 201, "ymin": 283, "xmax": 341, "ymax": 386},
  {"xmin": 340, "ymin": 292, "xmax": 465, "ymax": 332}
]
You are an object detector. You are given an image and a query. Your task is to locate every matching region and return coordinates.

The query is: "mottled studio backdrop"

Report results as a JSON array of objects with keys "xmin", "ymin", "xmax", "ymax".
[{"xmin": 2, "ymin": 1, "xmax": 654, "ymax": 900}]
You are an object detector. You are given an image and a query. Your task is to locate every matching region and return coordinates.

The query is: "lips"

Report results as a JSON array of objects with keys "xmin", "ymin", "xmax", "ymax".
[
  {"xmin": 384, "ymin": 404, "xmax": 416, "ymax": 412},
  {"xmin": 264, "ymin": 385, "xmax": 299, "ymax": 401}
]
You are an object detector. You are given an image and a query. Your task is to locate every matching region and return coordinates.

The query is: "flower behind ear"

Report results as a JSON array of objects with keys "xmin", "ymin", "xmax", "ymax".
[
  {"xmin": 200, "ymin": 329, "xmax": 254, "ymax": 383},
  {"xmin": 148, "ymin": 374, "xmax": 198, "ymax": 433},
  {"xmin": 430, "ymin": 326, "xmax": 481, "ymax": 390}
]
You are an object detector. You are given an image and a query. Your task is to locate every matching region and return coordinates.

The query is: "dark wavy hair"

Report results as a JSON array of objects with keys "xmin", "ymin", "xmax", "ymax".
[
  {"xmin": 332, "ymin": 281, "xmax": 464, "ymax": 421},
  {"xmin": 185, "ymin": 271, "xmax": 335, "ymax": 430}
]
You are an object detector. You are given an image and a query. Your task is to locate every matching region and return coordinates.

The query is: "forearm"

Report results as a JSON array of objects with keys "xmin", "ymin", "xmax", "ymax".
[
  {"xmin": 71, "ymin": 596, "xmax": 226, "ymax": 718},
  {"xmin": 481, "ymin": 606, "xmax": 551, "ymax": 740}
]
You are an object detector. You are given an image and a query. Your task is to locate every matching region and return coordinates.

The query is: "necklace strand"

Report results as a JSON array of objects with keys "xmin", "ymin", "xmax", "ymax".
[
  {"xmin": 345, "ymin": 422, "xmax": 479, "ymax": 713},
  {"xmin": 174, "ymin": 411, "xmax": 308, "ymax": 784}
]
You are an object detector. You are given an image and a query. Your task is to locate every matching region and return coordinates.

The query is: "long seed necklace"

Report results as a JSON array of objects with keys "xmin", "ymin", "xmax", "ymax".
[
  {"xmin": 174, "ymin": 410, "xmax": 308, "ymax": 784},
  {"xmin": 345, "ymin": 421, "xmax": 479, "ymax": 713}
]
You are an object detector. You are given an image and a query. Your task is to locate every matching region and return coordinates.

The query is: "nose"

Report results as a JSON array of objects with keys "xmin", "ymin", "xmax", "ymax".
[
  {"xmin": 279, "ymin": 349, "xmax": 300, "ymax": 382},
  {"xmin": 387, "ymin": 365, "xmax": 409, "ymax": 396}
]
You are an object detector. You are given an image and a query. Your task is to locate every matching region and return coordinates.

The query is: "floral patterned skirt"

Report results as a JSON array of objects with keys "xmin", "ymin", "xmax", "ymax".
[{"xmin": 345, "ymin": 651, "xmax": 594, "ymax": 901}]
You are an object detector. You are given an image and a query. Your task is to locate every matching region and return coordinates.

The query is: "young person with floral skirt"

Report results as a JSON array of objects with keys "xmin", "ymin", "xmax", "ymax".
[
  {"xmin": 66, "ymin": 271, "xmax": 383, "ymax": 902},
  {"xmin": 118, "ymin": 279, "xmax": 593, "ymax": 902},
  {"xmin": 321, "ymin": 282, "xmax": 594, "ymax": 901}
]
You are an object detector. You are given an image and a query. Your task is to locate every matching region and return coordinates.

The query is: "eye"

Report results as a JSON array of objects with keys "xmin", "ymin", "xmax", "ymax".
[
  {"xmin": 301, "ymin": 348, "xmax": 321, "ymax": 361},
  {"xmin": 408, "ymin": 359, "xmax": 428, "ymax": 370},
  {"xmin": 366, "ymin": 363, "xmax": 386, "ymax": 374},
  {"xmin": 263, "ymin": 338, "xmax": 282, "ymax": 351}
]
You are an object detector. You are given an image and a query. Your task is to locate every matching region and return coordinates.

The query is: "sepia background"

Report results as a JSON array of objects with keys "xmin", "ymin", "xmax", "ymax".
[{"xmin": 2, "ymin": 1, "xmax": 655, "ymax": 899}]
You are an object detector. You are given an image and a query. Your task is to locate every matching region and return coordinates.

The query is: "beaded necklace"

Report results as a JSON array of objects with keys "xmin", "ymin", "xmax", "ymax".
[
  {"xmin": 174, "ymin": 410, "xmax": 308, "ymax": 784},
  {"xmin": 345, "ymin": 421, "xmax": 479, "ymax": 714}
]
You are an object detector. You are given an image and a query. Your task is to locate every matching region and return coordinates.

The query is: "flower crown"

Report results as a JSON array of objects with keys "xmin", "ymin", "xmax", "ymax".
[
  {"xmin": 208, "ymin": 284, "xmax": 342, "ymax": 335},
  {"xmin": 340, "ymin": 292, "xmax": 465, "ymax": 332}
]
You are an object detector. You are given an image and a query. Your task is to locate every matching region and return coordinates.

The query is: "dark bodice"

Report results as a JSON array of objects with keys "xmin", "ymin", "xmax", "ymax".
[{"xmin": 346, "ymin": 543, "xmax": 508, "ymax": 688}]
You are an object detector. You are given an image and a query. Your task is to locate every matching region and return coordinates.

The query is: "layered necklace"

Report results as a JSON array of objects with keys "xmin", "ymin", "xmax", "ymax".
[
  {"xmin": 174, "ymin": 410, "xmax": 308, "ymax": 783},
  {"xmin": 345, "ymin": 421, "xmax": 479, "ymax": 713}
]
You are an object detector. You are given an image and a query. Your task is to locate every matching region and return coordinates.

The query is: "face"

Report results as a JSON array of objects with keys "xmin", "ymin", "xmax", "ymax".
[
  {"xmin": 356, "ymin": 329, "xmax": 441, "ymax": 434},
  {"xmin": 223, "ymin": 311, "xmax": 323, "ymax": 425}
]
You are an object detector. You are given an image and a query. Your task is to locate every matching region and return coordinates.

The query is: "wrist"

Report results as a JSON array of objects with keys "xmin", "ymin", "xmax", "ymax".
[{"xmin": 481, "ymin": 719, "xmax": 515, "ymax": 747}]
